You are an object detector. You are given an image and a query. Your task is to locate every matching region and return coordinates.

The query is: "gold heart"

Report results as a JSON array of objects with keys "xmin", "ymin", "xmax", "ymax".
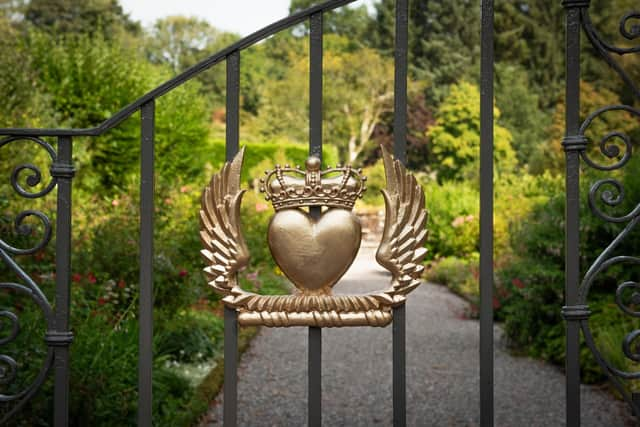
[{"xmin": 267, "ymin": 208, "xmax": 361, "ymax": 295}]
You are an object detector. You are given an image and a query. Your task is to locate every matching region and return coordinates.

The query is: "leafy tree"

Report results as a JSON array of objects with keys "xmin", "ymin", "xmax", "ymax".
[
  {"xmin": 530, "ymin": 81, "xmax": 638, "ymax": 174},
  {"xmin": 253, "ymin": 35, "xmax": 395, "ymax": 164},
  {"xmin": 371, "ymin": 0, "xmax": 480, "ymax": 103},
  {"xmin": 428, "ymin": 81, "xmax": 516, "ymax": 182},
  {"xmin": 24, "ymin": 0, "xmax": 140, "ymax": 38},
  {"xmin": 145, "ymin": 16, "xmax": 239, "ymax": 73},
  {"xmin": 366, "ymin": 93, "xmax": 434, "ymax": 171},
  {"xmin": 495, "ymin": 64, "xmax": 551, "ymax": 166},
  {"xmin": 28, "ymin": 32, "xmax": 209, "ymax": 189},
  {"xmin": 289, "ymin": 0, "xmax": 371, "ymax": 43}
]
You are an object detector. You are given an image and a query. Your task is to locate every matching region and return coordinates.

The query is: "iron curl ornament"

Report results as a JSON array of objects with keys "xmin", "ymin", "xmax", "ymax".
[
  {"xmin": 0, "ymin": 135, "xmax": 58, "ymax": 422},
  {"xmin": 200, "ymin": 145, "xmax": 427, "ymax": 327},
  {"xmin": 575, "ymin": 4, "xmax": 640, "ymax": 416}
]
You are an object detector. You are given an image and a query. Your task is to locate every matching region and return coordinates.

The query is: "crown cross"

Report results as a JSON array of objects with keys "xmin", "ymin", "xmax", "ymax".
[{"xmin": 259, "ymin": 156, "xmax": 367, "ymax": 211}]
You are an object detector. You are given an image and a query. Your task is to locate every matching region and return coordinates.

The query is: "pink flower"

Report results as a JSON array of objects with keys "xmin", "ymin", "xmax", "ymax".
[
  {"xmin": 180, "ymin": 185, "xmax": 190, "ymax": 193},
  {"xmin": 255, "ymin": 203, "xmax": 269, "ymax": 212},
  {"xmin": 111, "ymin": 199, "xmax": 120, "ymax": 207},
  {"xmin": 87, "ymin": 272, "xmax": 97, "ymax": 284}
]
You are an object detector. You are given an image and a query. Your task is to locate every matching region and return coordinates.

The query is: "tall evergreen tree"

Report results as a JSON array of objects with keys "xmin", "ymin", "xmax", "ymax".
[{"xmin": 371, "ymin": 0, "xmax": 480, "ymax": 104}]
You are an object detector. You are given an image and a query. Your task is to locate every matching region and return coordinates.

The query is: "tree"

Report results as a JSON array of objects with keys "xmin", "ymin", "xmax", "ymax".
[
  {"xmin": 366, "ymin": 93, "xmax": 434, "ymax": 171},
  {"xmin": 428, "ymin": 81, "xmax": 516, "ymax": 182},
  {"xmin": 371, "ymin": 0, "xmax": 480, "ymax": 104},
  {"xmin": 495, "ymin": 64, "xmax": 551, "ymax": 166},
  {"xmin": 28, "ymin": 32, "xmax": 209, "ymax": 189},
  {"xmin": 24, "ymin": 0, "xmax": 140, "ymax": 38},
  {"xmin": 289, "ymin": 0, "xmax": 371, "ymax": 43},
  {"xmin": 252, "ymin": 35, "xmax": 395, "ymax": 164},
  {"xmin": 530, "ymin": 81, "xmax": 638, "ymax": 175},
  {"xmin": 145, "ymin": 16, "xmax": 238, "ymax": 73}
]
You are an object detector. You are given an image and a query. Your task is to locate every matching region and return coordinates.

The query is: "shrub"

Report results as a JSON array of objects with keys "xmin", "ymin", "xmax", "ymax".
[{"xmin": 421, "ymin": 179, "xmax": 479, "ymax": 259}]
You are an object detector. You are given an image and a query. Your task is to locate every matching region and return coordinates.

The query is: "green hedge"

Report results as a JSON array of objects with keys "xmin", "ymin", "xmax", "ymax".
[{"xmin": 205, "ymin": 139, "xmax": 340, "ymax": 186}]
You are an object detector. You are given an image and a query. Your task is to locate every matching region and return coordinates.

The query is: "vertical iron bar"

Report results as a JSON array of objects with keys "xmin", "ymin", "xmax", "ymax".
[
  {"xmin": 224, "ymin": 306, "xmax": 238, "ymax": 427},
  {"xmin": 224, "ymin": 50, "xmax": 241, "ymax": 427},
  {"xmin": 52, "ymin": 136, "xmax": 74, "ymax": 427},
  {"xmin": 393, "ymin": 0, "xmax": 408, "ymax": 165},
  {"xmin": 138, "ymin": 100, "xmax": 155, "ymax": 427},
  {"xmin": 479, "ymin": 1, "xmax": 495, "ymax": 426},
  {"xmin": 226, "ymin": 52, "xmax": 241, "ymax": 160},
  {"xmin": 393, "ymin": 1, "xmax": 408, "ymax": 426},
  {"xmin": 563, "ymin": 2, "xmax": 583, "ymax": 426},
  {"xmin": 308, "ymin": 12, "xmax": 323, "ymax": 427},
  {"xmin": 392, "ymin": 304, "xmax": 406, "ymax": 427}
]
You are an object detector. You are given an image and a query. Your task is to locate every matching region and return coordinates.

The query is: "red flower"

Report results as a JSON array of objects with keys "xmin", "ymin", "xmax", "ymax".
[
  {"xmin": 72, "ymin": 273, "xmax": 82, "ymax": 283},
  {"xmin": 118, "ymin": 279, "xmax": 126, "ymax": 289},
  {"xmin": 492, "ymin": 296, "xmax": 501, "ymax": 309},
  {"xmin": 512, "ymin": 278, "xmax": 525, "ymax": 289},
  {"xmin": 87, "ymin": 272, "xmax": 97, "ymax": 284},
  {"xmin": 98, "ymin": 297, "xmax": 107, "ymax": 306},
  {"xmin": 179, "ymin": 270, "xmax": 188, "ymax": 277}
]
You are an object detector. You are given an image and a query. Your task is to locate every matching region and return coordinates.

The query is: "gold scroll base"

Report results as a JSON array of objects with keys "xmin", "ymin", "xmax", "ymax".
[
  {"xmin": 238, "ymin": 309, "xmax": 392, "ymax": 327},
  {"xmin": 224, "ymin": 292, "xmax": 400, "ymax": 327}
]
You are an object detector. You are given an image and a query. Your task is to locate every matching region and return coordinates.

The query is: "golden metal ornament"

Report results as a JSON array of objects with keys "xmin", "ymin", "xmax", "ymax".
[{"xmin": 199, "ymin": 145, "xmax": 428, "ymax": 327}]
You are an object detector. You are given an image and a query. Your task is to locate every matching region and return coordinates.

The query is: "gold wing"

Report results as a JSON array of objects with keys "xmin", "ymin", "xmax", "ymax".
[
  {"xmin": 376, "ymin": 145, "xmax": 428, "ymax": 305},
  {"xmin": 200, "ymin": 148, "xmax": 250, "ymax": 297}
]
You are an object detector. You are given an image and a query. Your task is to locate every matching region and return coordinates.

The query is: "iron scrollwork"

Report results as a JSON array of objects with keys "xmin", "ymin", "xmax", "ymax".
[
  {"xmin": 576, "ymin": 6, "xmax": 640, "ymax": 417},
  {"xmin": 0, "ymin": 136, "xmax": 57, "ymax": 422}
]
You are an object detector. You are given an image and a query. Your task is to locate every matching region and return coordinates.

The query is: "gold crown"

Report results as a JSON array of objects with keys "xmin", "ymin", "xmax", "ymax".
[{"xmin": 259, "ymin": 156, "xmax": 367, "ymax": 211}]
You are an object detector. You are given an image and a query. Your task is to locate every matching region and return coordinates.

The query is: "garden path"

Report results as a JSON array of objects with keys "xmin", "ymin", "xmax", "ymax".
[{"xmin": 204, "ymin": 246, "xmax": 633, "ymax": 426}]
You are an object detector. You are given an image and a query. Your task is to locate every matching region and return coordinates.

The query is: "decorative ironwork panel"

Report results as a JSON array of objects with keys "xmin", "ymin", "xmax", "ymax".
[
  {"xmin": 571, "ymin": 2, "xmax": 640, "ymax": 418},
  {"xmin": 0, "ymin": 136, "xmax": 60, "ymax": 423}
]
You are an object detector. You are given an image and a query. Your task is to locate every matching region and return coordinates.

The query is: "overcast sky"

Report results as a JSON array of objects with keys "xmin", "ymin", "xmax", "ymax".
[{"xmin": 120, "ymin": 0, "xmax": 375, "ymax": 36}]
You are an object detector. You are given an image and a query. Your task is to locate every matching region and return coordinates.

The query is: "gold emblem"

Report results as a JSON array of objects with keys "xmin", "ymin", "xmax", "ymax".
[{"xmin": 200, "ymin": 146, "xmax": 427, "ymax": 327}]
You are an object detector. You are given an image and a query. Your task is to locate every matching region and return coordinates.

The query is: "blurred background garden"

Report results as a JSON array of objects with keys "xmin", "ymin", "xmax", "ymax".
[{"xmin": 1, "ymin": 0, "xmax": 639, "ymax": 425}]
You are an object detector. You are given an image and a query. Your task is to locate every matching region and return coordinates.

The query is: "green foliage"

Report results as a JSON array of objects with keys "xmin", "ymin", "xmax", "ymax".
[
  {"xmin": 251, "ymin": 34, "xmax": 395, "ymax": 164},
  {"xmin": 371, "ymin": 0, "xmax": 480, "ymax": 103},
  {"xmin": 205, "ymin": 139, "xmax": 339, "ymax": 187},
  {"xmin": 422, "ymin": 179, "xmax": 479, "ymax": 258},
  {"xmin": 495, "ymin": 64, "xmax": 551, "ymax": 165},
  {"xmin": 25, "ymin": 0, "xmax": 140, "ymax": 38},
  {"xmin": 27, "ymin": 32, "xmax": 210, "ymax": 190},
  {"xmin": 427, "ymin": 81, "xmax": 516, "ymax": 182},
  {"xmin": 425, "ymin": 256, "xmax": 478, "ymax": 302}
]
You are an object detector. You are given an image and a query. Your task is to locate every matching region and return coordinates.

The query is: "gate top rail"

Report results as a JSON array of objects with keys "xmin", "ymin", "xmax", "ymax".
[{"xmin": 0, "ymin": 0, "xmax": 358, "ymax": 138}]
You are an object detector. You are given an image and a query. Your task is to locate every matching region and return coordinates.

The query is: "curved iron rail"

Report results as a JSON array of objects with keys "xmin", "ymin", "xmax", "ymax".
[{"xmin": 0, "ymin": 0, "xmax": 358, "ymax": 138}]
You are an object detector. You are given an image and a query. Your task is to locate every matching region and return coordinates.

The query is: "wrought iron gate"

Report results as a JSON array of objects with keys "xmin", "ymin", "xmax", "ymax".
[{"xmin": 0, "ymin": 0, "xmax": 638, "ymax": 426}]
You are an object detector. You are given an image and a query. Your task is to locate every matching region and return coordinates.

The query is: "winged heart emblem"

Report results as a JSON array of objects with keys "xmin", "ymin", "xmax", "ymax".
[{"xmin": 200, "ymin": 145, "xmax": 428, "ymax": 327}]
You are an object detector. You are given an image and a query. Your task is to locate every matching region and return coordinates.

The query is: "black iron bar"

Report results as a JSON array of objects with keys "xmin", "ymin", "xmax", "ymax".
[
  {"xmin": 0, "ymin": 0, "xmax": 360, "ymax": 138},
  {"xmin": 138, "ymin": 100, "xmax": 155, "ymax": 427},
  {"xmin": 52, "ymin": 136, "xmax": 74, "ymax": 427},
  {"xmin": 223, "ymin": 306, "xmax": 238, "ymax": 427},
  {"xmin": 563, "ymin": 2, "xmax": 583, "ymax": 426},
  {"xmin": 392, "ymin": 304, "xmax": 406, "ymax": 427},
  {"xmin": 308, "ymin": 12, "xmax": 323, "ymax": 427},
  {"xmin": 393, "ymin": 0, "xmax": 408, "ymax": 425},
  {"xmin": 226, "ymin": 52, "xmax": 241, "ymax": 160},
  {"xmin": 224, "ymin": 50, "xmax": 241, "ymax": 427},
  {"xmin": 479, "ymin": 1, "xmax": 495, "ymax": 426},
  {"xmin": 393, "ymin": 0, "xmax": 408, "ymax": 165}
]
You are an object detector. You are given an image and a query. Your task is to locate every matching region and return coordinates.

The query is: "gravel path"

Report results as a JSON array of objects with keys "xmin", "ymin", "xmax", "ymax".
[{"xmin": 204, "ymin": 247, "xmax": 633, "ymax": 426}]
